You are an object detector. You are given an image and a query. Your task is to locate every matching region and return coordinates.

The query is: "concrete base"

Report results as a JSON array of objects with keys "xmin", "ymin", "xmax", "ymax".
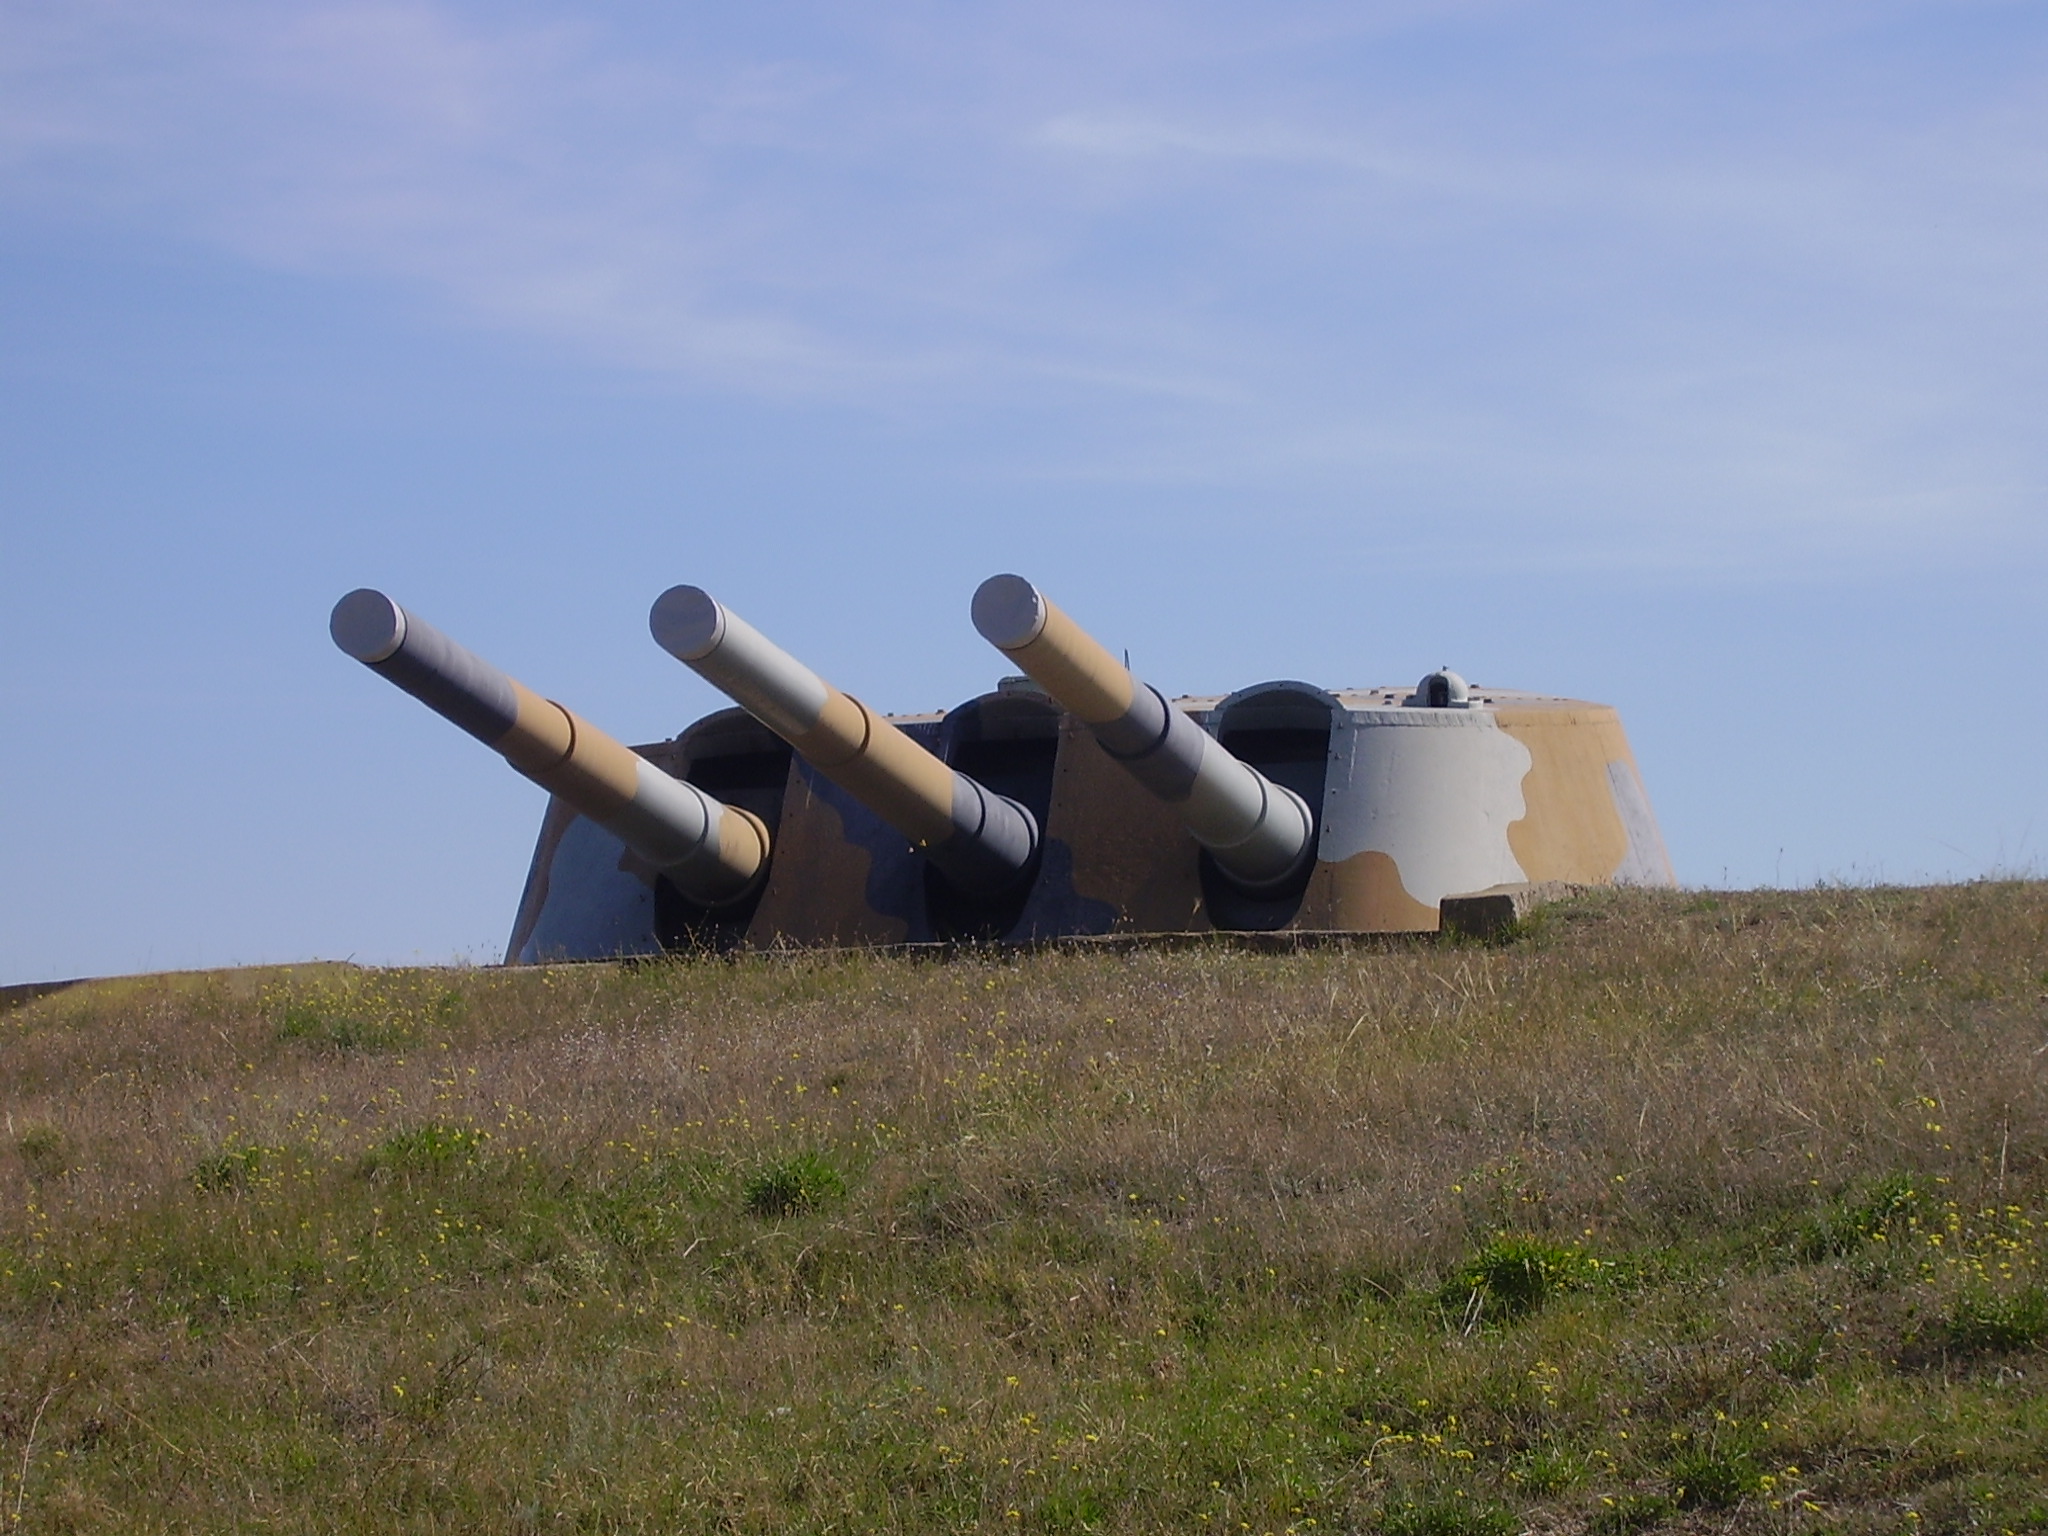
[{"xmin": 1438, "ymin": 881, "xmax": 1583, "ymax": 941}]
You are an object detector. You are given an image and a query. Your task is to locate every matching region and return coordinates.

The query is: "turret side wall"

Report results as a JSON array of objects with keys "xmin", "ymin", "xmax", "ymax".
[
  {"xmin": 1300, "ymin": 710, "xmax": 1532, "ymax": 933},
  {"xmin": 507, "ymin": 808, "xmax": 665, "ymax": 963},
  {"xmin": 740, "ymin": 754, "xmax": 928, "ymax": 947},
  {"xmin": 1013, "ymin": 716, "xmax": 1206, "ymax": 938}
]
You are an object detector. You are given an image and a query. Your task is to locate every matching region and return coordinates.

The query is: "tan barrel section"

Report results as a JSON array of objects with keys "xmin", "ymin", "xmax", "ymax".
[{"xmin": 972, "ymin": 583, "xmax": 1135, "ymax": 726}]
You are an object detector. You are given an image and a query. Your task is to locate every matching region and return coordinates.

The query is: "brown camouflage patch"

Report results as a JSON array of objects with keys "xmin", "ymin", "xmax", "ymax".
[
  {"xmin": 1493, "ymin": 706, "xmax": 1632, "ymax": 885},
  {"xmin": 1309, "ymin": 849, "xmax": 1440, "ymax": 933}
]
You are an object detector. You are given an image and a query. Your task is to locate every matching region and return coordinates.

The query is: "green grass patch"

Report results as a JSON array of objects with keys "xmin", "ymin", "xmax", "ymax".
[
  {"xmin": 1440, "ymin": 1233, "xmax": 1601, "ymax": 1325},
  {"xmin": 359, "ymin": 1122, "xmax": 485, "ymax": 1179},
  {"xmin": 1380, "ymin": 1493, "xmax": 1519, "ymax": 1536},
  {"xmin": 1796, "ymin": 1170, "xmax": 1926, "ymax": 1260},
  {"xmin": 1943, "ymin": 1284, "xmax": 2048, "ymax": 1354},
  {"xmin": 16, "ymin": 1121, "xmax": 67, "ymax": 1181},
  {"xmin": 742, "ymin": 1148, "xmax": 848, "ymax": 1217},
  {"xmin": 1590, "ymin": 1492, "xmax": 1675, "ymax": 1533},
  {"xmin": 1666, "ymin": 1439, "xmax": 1763, "ymax": 1509},
  {"xmin": 270, "ymin": 974, "xmax": 465, "ymax": 1053}
]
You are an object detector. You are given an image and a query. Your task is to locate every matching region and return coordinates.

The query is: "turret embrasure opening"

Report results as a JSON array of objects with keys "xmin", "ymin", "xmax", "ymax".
[
  {"xmin": 1200, "ymin": 685, "xmax": 1335, "ymax": 931},
  {"xmin": 654, "ymin": 709, "xmax": 793, "ymax": 952},
  {"xmin": 924, "ymin": 691, "xmax": 1060, "ymax": 941}
]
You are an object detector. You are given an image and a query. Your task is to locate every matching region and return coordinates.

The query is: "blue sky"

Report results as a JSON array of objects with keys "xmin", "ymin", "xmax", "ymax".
[{"xmin": 3, "ymin": 1, "xmax": 2043, "ymax": 983}]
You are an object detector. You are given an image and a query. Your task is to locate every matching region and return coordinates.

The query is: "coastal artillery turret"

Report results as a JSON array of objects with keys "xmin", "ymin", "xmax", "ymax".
[{"xmin": 334, "ymin": 574, "xmax": 1675, "ymax": 959}]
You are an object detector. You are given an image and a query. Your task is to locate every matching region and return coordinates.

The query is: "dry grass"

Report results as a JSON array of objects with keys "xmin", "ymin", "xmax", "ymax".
[{"xmin": 3, "ymin": 884, "xmax": 2046, "ymax": 1533}]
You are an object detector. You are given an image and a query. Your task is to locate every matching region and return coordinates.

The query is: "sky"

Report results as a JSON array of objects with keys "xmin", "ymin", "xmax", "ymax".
[{"xmin": 2, "ymin": 0, "xmax": 2044, "ymax": 984}]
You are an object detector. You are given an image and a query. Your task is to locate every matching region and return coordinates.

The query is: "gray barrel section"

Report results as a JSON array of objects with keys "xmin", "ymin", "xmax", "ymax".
[
  {"xmin": 972, "ymin": 574, "xmax": 1315, "ymax": 892},
  {"xmin": 332, "ymin": 589, "xmax": 769, "ymax": 907},
  {"xmin": 649, "ymin": 585, "xmax": 1039, "ymax": 898}
]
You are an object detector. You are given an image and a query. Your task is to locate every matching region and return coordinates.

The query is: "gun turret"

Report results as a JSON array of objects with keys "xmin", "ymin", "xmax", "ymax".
[
  {"xmin": 648, "ymin": 586, "xmax": 1038, "ymax": 898},
  {"xmin": 971, "ymin": 575, "xmax": 1314, "ymax": 892},
  {"xmin": 331, "ymin": 589, "xmax": 768, "ymax": 906}
]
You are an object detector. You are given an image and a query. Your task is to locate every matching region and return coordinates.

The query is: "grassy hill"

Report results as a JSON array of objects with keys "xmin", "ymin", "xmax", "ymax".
[{"xmin": 3, "ymin": 885, "xmax": 2046, "ymax": 1534}]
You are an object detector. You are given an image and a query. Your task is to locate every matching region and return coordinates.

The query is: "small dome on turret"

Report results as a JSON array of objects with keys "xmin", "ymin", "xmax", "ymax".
[{"xmin": 1406, "ymin": 668, "xmax": 1471, "ymax": 708}]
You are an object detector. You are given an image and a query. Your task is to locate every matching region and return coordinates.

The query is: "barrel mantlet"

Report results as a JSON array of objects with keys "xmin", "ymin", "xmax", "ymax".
[{"xmin": 506, "ymin": 684, "xmax": 1673, "ymax": 960}]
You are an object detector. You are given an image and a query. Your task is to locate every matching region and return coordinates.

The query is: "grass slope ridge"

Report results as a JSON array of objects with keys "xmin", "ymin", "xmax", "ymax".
[{"xmin": 3, "ymin": 885, "xmax": 2047, "ymax": 1534}]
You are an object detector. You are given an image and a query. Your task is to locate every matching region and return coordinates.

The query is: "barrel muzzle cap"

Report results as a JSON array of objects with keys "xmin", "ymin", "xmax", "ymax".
[
  {"xmin": 649, "ymin": 586, "xmax": 727, "ymax": 662},
  {"xmin": 331, "ymin": 588, "xmax": 407, "ymax": 663},
  {"xmin": 971, "ymin": 574, "xmax": 1047, "ymax": 650}
]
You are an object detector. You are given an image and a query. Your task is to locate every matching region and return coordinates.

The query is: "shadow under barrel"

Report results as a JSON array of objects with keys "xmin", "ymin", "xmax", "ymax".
[
  {"xmin": 971, "ymin": 574, "xmax": 1315, "ymax": 893},
  {"xmin": 330, "ymin": 589, "xmax": 769, "ymax": 907},
  {"xmin": 648, "ymin": 586, "xmax": 1038, "ymax": 899}
]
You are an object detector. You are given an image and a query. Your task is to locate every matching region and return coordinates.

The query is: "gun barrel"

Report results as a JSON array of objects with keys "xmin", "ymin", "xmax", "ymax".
[
  {"xmin": 649, "ymin": 586, "xmax": 1037, "ymax": 897},
  {"xmin": 331, "ymin": 589, "xmax": 768, "ymax": 906},
  {"xmin": 971, "ymin": 574, "xmax": 1313, "ymax": 892}
]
